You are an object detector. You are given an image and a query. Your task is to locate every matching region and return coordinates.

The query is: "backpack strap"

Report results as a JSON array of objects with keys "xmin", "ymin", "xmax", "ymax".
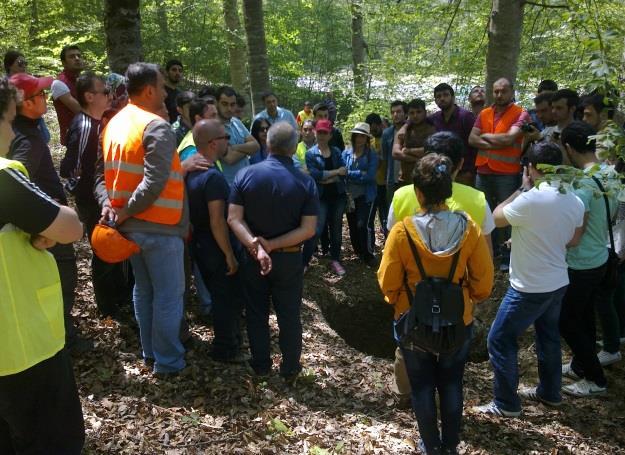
[
  {"xmin": 402, "ymin": 222, "xmax": 428, "ymax": 280},
  {"xmin": 447, "ymin": 249, "xmax": 461, "ymax": 282},
  {"xmin": 592, "ymin": 176, "xmax": 615, "ymax": 251}
]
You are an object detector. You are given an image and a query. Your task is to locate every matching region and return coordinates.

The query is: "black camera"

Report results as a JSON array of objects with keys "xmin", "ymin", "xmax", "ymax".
[
  {"xmin": 520, "ymin": 122, "xmax": 537, "ymax": 133},
  {"xmin": 520, "ymin": 156, "xmax": 529, "ymax": 167}
]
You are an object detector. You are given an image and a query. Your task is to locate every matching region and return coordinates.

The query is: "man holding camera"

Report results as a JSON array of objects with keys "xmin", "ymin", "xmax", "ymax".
[
  {"xmin": 468, "ymin": 78, "xmax": 530, "ymax": 271},
  {"xmin": 476, "ymin": 142, "xmax": 585, "ymax": 417}
]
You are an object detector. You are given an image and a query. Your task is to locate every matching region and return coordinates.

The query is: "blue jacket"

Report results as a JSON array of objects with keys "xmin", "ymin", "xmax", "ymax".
[
  {"xmin": 305, "ymin": 144, "xmax": 346, "ymax": 199},
  {"xmin": 342, "ymin": 147, "xmax": 378, "ymax": 203}
]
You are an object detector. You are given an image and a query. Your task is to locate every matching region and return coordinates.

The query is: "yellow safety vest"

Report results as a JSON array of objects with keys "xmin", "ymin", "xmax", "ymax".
[
  {"xmin": 0, "ymin": 157, "xmax": 65, "ymax": 376},
  {"xmin": 392, "ymin": 181, "xmax": 487, "ymax": 227}
]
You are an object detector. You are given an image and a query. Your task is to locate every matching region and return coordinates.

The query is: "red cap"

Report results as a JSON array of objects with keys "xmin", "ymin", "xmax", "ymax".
[
  {"xmin": 9, "ymin": 73, "xmax": 53, "ymax": 99},
  {"xmin": 315, "ymin": 119, "xmax": 333, "ymax": 133}
]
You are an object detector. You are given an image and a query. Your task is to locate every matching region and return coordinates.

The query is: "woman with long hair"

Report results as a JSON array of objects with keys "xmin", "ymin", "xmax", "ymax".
[
  {"xmin": 304, "ymin": 119, "xmax": 347, "ymax": 275},
  {"xmin": 378, "ymin": 153, "xmax": 493, "ymax": 455},
  {"xmin": 249, "ymin": 118, "xmax": 270, "ymax": 164}
]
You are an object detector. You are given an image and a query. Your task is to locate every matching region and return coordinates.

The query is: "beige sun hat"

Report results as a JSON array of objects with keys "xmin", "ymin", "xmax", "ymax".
[{"xmin": 349, "ymin": 122, "xmax": 372, "ymax": 138}]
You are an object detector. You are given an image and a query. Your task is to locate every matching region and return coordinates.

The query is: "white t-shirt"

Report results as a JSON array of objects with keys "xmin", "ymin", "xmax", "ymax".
[
  {"xmin": 51, "ymin": 80, "xmax": 70, "ymax": 100},
  {"xmin": 503, "ymin": 182, "xmax": 585, "ymax": 293}
]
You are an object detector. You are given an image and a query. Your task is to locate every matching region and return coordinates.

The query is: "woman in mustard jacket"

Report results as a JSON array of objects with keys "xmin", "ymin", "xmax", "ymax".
[{"xmin": 378, "ymin": 153, "xmax": 493, "ymax": 455}]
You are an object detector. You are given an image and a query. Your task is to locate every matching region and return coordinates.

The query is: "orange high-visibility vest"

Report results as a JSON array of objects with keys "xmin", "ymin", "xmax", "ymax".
[
  {"xmin": 475, "ymin": 104, "xmax": 524, "ymax": 174},
  {"xmin": 102, "ymin": 103, "xmax": 184, "ymax": 225}
]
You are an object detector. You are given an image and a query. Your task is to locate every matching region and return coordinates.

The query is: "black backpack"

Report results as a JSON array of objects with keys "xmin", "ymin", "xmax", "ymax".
[{"xmin": 396, "ymin": 222, "xmax": 467, "ymax": 354}]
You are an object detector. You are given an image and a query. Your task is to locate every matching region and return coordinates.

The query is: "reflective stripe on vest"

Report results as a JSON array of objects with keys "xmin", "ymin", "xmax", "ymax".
[
  {"xmin": 0, "ymin": 158, "xmax": 64, "ymax": 376},
  {"xmin": 392, "ymin": 182, "xmax": 487, "ymax": 227},
  {"xmin": 475, "ymin": 104, "xmax": 524, "ymax": 174},
  {"xmin": 102, "ymin": 104, "xmax": 184, "ymax": 225}
]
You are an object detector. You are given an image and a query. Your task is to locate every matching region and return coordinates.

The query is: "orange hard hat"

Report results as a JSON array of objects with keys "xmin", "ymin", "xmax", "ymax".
[{"xmin": 90, "ymin": 224, "xmax": 140, "ymax": 263}]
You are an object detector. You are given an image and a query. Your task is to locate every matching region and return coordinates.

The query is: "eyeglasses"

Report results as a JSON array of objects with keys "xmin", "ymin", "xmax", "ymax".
[
  {"xmin": 259, "ymin": 127, "xmax": 269, "ymax": 132},
  {"xmin": 209, "ymin": 134, "xmax": 230, "ymax": 143},
  {"xmin": 16, "ymin": 59, "xmax": 27, "ymax": 67},
  {"xmin": 26, "ymin": 91, "xmax": 46, "ymax": 101},
  {"xmin": 316, "ymin": 130, "xmax": 330, "ymax": 135},
  {"xmin": 89, "ymin": 87, "xmax": 111, "ymax": 96}
]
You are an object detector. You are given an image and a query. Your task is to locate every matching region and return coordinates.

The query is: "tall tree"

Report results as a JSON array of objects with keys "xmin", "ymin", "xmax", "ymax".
[
  {"xmin": 104, "ymin": 0, "xmax": 143, "ymax": 74},
  {"xmin": 155, "ymin": 0, "xmax": 171, "ymax": 56},
  {"xmin": 223, "ymin": 0, "xmax": 250, "ymax": 111},
  {"xmin": 242, "ymin": 0, "xmax": 271, "ymax": 114},
  {"xmin": 484, "ymin": 0, "xmax": 525, "ymax": 103},
  {"xmin": 350, "ymin": 0, "xmax": 367, "ymax": 97}
]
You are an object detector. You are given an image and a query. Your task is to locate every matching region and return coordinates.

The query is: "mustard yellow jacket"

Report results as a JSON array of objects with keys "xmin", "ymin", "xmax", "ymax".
[{"xmin": 377, "ymin": 213, "xmax": 494, "ymax": 324}]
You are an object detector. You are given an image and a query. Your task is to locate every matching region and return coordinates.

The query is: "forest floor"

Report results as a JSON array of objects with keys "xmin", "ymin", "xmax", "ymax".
[
  {"xmin": 44, "ymin": 113, "xmax": 625, "ymax": 454},
  {"xmin": 68, "ymin": 232, "xmax": 625, "ymax": 455}
]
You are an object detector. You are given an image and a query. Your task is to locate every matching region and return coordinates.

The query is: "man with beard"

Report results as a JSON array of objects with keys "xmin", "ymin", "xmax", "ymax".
[
  {"xmin": 51, "ymin": 45, "xmax": 84, "ymax": 145},
  {"xmin": 164, "ymin": 59, "xmax": 183, "ymax": 123},
  {"xmin": 469, "ymin": 78, "xmax": 529, "ymax": 272},
  {"xmin": 469, "ymin": 85, "xmax": 486, "ymax": 117},
  {"xmin": 429, "ymin": 83, "xmax": 476, "ymax": 186}
]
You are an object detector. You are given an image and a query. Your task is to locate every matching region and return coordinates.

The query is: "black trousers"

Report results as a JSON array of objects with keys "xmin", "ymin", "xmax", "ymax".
[
  {"xmin": 48, "ymin": 242, "xmax": 78, "ymax": 342},
  {"xmin": 0, "ymin": 349, "xmax": 85, "ymax": 454},
  {"xmin": 560, "ymin": 264, "xmax": 607, "ymax": 386},
  {"xmin": 77, "ymin": 197, "xmax": 134, "ymax": 318}
]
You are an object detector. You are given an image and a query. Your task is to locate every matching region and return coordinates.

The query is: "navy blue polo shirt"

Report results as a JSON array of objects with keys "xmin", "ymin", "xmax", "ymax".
[{"xmin": 229, "ymin": 154, "xmax": 319, "ymax": 239}]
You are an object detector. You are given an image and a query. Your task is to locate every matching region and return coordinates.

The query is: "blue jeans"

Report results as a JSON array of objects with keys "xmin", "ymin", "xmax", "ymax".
[
  {"xmin": 401, "ymin": 325, "xmax": 473, "ymax": 453},
  {"xmin": 476, "ymin": 173, "xmax": 520, "ymax": 261},
  {"xmin": 127, "ymin": 232, "xmax": 186, "ymax": 373},
  {"xmin": 488, "ymin": 285, "xmax": 567, "ymax": 412},
  {"xmin": 243, "ymin": 251, "xmax": 304, "ymax": 376},
  {"xmin": 303, "ymin": 195, "xmax": 346, "ymax": 264}
]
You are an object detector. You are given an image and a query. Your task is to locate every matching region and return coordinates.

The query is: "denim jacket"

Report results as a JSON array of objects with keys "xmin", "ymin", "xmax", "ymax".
[
  {"xmin": 342, "ymin": 147, "xmax": 378, "ymax": 203},
  {"xmin": 306, "ymin": 144, "xmax": 346, "ymax": 199}
]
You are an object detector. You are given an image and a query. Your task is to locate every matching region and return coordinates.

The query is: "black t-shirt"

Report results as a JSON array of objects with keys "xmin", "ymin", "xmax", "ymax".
[
  {"xmin": 164, "ymin": 86, "xmax": 180, "ymax": 124},
  {"xmin": 321, "ymin": 155, "xmax": 338, "ymax": 201},
  {"xmin": 9, "ymin": 115, "xmax": 67, "ymax": 205},
  {"xmin": 186, "ymin": 167, "xmax": 230, "ymax": 245},
  {"xmin": 0, "ymin": 167, "xmax": 60, "ymax": 233}
]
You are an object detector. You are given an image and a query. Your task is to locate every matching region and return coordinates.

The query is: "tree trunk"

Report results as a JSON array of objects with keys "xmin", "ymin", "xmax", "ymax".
[
  {"xmin": 104, "ymin": 0, "xmax": 143, "ymax": 75},
  {"xmin": 28, "ymin": 0, "xmax": 40, "ymax": 45},
  {"xmin": 242, "ymin": 0, "xmax": 271, "ymax": 114},
  {"xmin": 155, "ymin": 0, "xmax": 170, "ymax": 54},
  {"xmin": 350, "ymin": 0, "xmax": 367, "ymax": 97},
  {"xmin": 223, "ymin": 0, "xmax": 250, "ymax": 114},
  {"xmin": 484, "ymin": 0, "xmax": 525, "ymax": 103}
]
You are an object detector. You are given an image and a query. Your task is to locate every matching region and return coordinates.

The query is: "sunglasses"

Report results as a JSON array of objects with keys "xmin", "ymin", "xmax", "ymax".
[
  {"xmin": 16, "ymin": 59, "xmax": 27, "ymax": 67},
  {"xmin": 26, "ymin": 91, "xmax": 46, "ymax": 101},
  {"xmin": 209, "ymin": 134, "xmax": 230, "ymax": 143}
]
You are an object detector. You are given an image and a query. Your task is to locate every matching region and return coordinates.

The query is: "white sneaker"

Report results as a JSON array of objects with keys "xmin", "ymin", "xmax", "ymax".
[
  {"xmin": 597, "ymin": 350, "xmax": 622, "ymax": 366},
  {"xmin": 562, "ymin": 379, "xmax": 606, "ymax": 397},
  {"xmin": 562, "ymin": 361, "xmax": 581, "ymax": 380},
  {"xmin": 518, "ymin": 386, "xmax": 562, "ymax": 407},
  {"xmin": 473, "ymin": 401, "xmax": 521, "ymax": 417}
]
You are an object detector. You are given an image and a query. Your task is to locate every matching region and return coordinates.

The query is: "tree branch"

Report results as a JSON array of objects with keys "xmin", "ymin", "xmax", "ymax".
[{"xmin": 524, "ymin": 1, "xmax": 569, "ymax": 8}]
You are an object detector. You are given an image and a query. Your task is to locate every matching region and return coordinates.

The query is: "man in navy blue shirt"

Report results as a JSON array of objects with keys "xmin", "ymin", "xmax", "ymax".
[
  {"xmin": 228, "ymin": 122, "xmax": 319, "ymax": 380},
  {"xmin": 186, "ymin": 119, "xmax": 246, "ymax": 363}
]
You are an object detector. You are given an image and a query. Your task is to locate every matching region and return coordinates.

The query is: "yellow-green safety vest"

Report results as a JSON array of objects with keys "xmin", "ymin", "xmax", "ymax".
[
  {"xmin": 392, "ymin": 181, "xmax": 487, "ymax": 227},
  {"xmin": 0, "ymin": 157, "xmax": 65, "ymax": 376}
]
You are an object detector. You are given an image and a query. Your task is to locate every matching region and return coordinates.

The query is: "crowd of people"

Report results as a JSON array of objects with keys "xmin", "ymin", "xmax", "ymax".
[{"xmin": 1, "ymin": 44, "xmax": 624, "ymax": 454}]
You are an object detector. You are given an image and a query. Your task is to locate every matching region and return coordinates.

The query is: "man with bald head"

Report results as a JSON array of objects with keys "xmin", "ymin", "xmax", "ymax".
[
  {"xmin": 185, "ymin": 119, "xmax": 247, "ymax": 362},
  {"xmin": 228, "ymin": 122, "xmax": 319, "ymax": 381},
  {"xmin": 469, "ymin": 77, "xmax": 530, "ymax": 271}
]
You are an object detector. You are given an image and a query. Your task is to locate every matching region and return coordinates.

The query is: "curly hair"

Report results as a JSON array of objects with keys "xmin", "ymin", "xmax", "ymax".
[
  {"xmin": 0, "ymin": 77, "xmax": 17, "ymax": 120},
  {"xmin": 412, "ymin": 153, "xmax": 453, "ymax": 209}
]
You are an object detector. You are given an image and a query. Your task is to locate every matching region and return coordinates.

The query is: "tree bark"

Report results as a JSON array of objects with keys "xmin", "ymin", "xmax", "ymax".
[
  {"xmin": 350, "ymin": 0, "xmax": 367, "ymax": 97},
  {"xmin": 28, "ymin": 0, "xmax": 40, "ymax": 45},
  {"xmin": 155, "ymin": 0, "xmax": 170, "ymax": 54},
  {"xmin": 484, "ymin": 0, "xmax": 525, "ymax": 103},
  {"xmin": 104, "ymin": 0, "xmax": 143, "ymax": 75},
  {"xmin": 242, "ymin": 0, "xmax": 271, "ymax": 114},
  {"xmin": 223, "ymin": 0, "xmax": 250, "ymax": 113}
]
